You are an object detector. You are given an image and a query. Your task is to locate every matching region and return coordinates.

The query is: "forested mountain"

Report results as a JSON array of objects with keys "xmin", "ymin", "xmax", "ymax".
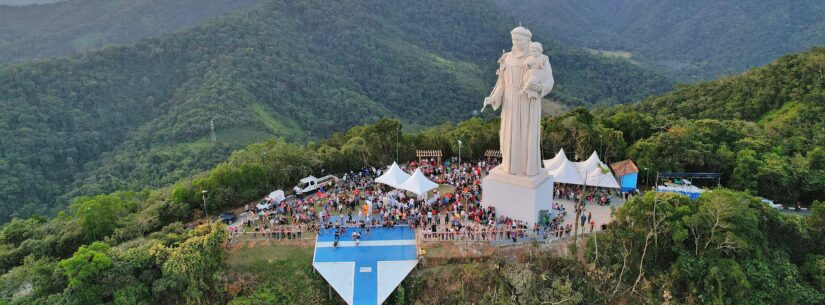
[
  {"xmin": 494, "ymin": 0, "xmax": 825, "ymax": 81},
  {"xmin": 0, "ymin": 46, "xmax": 822, "ymax": 304},
  {"xmin": 0, "ymin": 0, "xmax": 671, "ymax": 223},
  {"xmin": 0, "ymin": 0, "xmax": 260, "ymax": 64},
  {"xmin": 599, "ymin": 47, "xmax": 825, "ymax": 204}
]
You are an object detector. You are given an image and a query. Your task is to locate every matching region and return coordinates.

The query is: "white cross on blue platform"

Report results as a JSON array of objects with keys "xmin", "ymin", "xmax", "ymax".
[{"xmin": 313, "ymin": 226, "xmax": 418, "ymax": 305}]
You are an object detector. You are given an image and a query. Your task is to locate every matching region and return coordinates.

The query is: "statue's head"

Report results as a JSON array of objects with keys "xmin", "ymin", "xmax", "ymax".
[{"xmin": 510, "ymin": 26, "xmax": 532, "ymax": 52}]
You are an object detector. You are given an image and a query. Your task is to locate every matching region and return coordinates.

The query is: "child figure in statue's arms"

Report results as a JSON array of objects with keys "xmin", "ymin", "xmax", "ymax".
[{"xmin": 522, "ymin": 42, "xmax": 550, "ymax": 99}]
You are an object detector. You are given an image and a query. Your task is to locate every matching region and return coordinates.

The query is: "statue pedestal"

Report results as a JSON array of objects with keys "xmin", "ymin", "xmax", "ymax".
[{"xmin": 481, "ymin": 166, "xmax": 554, "ymax": 226}]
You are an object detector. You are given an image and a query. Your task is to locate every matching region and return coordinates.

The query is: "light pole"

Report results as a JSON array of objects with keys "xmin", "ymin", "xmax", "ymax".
[
  {"xmin": 261, "ymin": 151, "xmax": 269, "ymax": 189},
  {"xmin": 201, "ymin": 190, "xmax": 209, "ymax": 220},
  {"xmin": 457, "ymin": 140, "xmax": 463, "ymax": 166},
  {"xmin": 644, "ymin": 167, "xmax": 650, "ymax": 190}
]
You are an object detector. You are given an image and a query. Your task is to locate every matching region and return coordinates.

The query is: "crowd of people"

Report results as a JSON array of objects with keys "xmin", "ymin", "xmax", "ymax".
[{"xmin": 227, "ymin": 158, "xmax": 623, "ymax": 245}]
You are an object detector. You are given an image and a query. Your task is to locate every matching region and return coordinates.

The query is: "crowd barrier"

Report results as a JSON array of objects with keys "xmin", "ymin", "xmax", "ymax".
[
  {"xmin": 228, "ymin": 227, "xmax": 309, "ymax": 241},
  {"xmin": 420, "ymin": 228, "xmax": 576, "ymax": 242}
]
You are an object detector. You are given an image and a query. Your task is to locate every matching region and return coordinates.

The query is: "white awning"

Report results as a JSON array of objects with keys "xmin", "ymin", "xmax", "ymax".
[
  {"xmin": 374, "ymin": 162, "xmax": 411, "ymax": 189},
  {"xmin": 398, "ymin": 168, "xmax": 438, "ymax": 197},
  {"xmin": 548, "ymin": 158, "xmax": 585, "ymax": 185},
  {"xmin": 574, "ymin": 151, "xmax": 602, "ymax": 178},
  {"xmin": 583, "ymin": 163, "xmax": 621, "ymax": 188},
  {"xmin": 542, "ymin": 148, "xmax": 569, "ymax": 171}
]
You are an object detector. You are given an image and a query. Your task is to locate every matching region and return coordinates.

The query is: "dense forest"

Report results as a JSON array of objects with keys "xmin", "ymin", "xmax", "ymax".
[
  {"xmin": 494, "ymin": 0, "xmax": 825, "ymax": 81},
  {"xmin": 1, "ymin": 2, "xmax": 822, "ymax": 303},
  {"xmin": 0, "ymin": 108, "xmax": 822, "ymax": 303},
  {"xmin": 0, "ymin": 47, "xmax": 823, "ymax": 303},
  {"xmin": 0, "ymin": 0, "xmax": 672, "ymax": 223},
  {"xmin": 0, "ymin": 0, "xmax": 259, "ymax": 64},
  {"xmin": 601, "ymin": 48, "xmax": 825, "ymax": 204},
  {"xmin": 0, "ymin": 45, "xmax": 823, "ymax": 301}
]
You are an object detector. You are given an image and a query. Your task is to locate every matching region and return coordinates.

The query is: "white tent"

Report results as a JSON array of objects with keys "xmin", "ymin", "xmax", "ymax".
[
  {"xmin": 574, "ymin": 151, "xmax": 602, "ymax": 177},
  {"xmin": 398, "ymin": 168, "xmax": 439, "ymax": 197},
  {"xmin": 548, "ymin": 158, "xmax": 585, "ymax": 185},
  {"xmin": 583, "ymin": 163, "xmax": 621, "ymax": 188},
  {"xmin": 375, "ymin": 162, "xmax": 411, "ymax": 189},
  {"xmin": 542, "ymin": 148, "xmax": 569, "ymax": 171}
]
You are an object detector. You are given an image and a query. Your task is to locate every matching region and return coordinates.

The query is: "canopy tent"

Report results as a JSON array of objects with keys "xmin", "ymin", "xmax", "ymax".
[
  {"xmin": 574, "ymin": 151, "xmax": 602, "ymax": 178},
  {"xmin": 374, "ymin": 162, "xmax": 411, "ymax": 189},
  {"xmin": 583, "ymin": 163, "xmax": 621, "ymax": 188},
  {"xmin": 547, "ymin": 158, "xmax": 585, "ymax": 185},
  {"xmin": 542, "ymin": 148, "xmax": 569, "ymax": 171},
  {"xmin": 398, "ymin": 168, "xmax": 439, "ymax": 197}
]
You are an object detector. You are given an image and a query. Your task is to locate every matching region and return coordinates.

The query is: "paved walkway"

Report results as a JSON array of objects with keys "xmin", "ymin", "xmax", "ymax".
[{"xmin": 554, "ymin": 197, "xmax": 624, "ymax": 234}]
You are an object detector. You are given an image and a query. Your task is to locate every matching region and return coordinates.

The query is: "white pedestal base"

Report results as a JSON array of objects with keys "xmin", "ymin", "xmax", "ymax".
[{"xmin": 481, "ymin": 167, "xmax": 554, "ymax": 226}]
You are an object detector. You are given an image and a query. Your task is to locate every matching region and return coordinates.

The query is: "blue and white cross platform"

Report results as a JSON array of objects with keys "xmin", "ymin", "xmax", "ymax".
[{"xmin": 313, "ymin": 226, "xmax": 418, "ymax": 305}]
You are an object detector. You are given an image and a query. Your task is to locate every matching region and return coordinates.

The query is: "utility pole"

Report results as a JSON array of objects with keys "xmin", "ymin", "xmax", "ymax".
[
  {"xmin": 201, "ymin": 190, "xmax": 209, "ymax": 220},
  {"xmin": 262, "ymin": 151, "xmax": 269, "ymax": 189},
  {"xmin": 458, "ymin": 140, "xmax": 463, "ymax": 166},
  {"xmin": 210, "ymin": 118, "xmax": 217, "ymax": 143}
]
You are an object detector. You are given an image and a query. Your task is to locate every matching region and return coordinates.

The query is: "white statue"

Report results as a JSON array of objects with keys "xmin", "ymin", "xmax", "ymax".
[{"xmin": 482, "ymin": 27, "xmax": 554, "ymax": 177}]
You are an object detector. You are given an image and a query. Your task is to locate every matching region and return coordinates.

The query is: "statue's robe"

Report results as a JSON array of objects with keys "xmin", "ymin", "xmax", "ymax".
[{"xmin": 488, "ymin": 50, "xmax": 554, "ymax": 176}]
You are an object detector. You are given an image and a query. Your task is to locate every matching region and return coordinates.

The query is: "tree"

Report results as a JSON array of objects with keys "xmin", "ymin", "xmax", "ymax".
[
  {"xmin": 157, "ymin": 222, "xmax": 227, "ymax": 304},
  {"xmin": 59, "ymin": 242, "xmax": 113, "ymax": 304},
  {"xmin": 730, "ymin": 149, "xmax": 761, "ymax": 192}
]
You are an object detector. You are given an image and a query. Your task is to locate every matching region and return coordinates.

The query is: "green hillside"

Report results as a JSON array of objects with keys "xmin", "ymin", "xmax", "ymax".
[
  {"xmin": 599, "ymin": 48, "xmax": 825, "ymax": 204},
  {"xmin": 0, "ymin": 48, "xmax": 822, "ymax": 303},
  {"xmin": 0, "ymin": 0, "xmax": 259, "ymax": 64},
  {"xmin": 0, "ymin": 0, "xmax": 671, "ymax": 223},
  {"xmin": 494, "ymin": 0, "xmax": 825, "ymax": 81}
]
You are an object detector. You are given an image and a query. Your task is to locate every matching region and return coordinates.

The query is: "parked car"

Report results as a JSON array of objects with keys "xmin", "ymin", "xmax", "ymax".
[
  {"xmin": 293, "ymin": 175, "xmax": 338, "ymax": 196},
  {"xmin": 219, "ymin": 212, "xmax": 237, "ymax": 224},
  {"xmin": 760, "ymin": 198, "xmax": 783, "ymax": 209}
]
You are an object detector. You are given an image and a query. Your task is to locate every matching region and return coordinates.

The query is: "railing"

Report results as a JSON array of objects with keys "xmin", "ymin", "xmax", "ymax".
[
  {"xmin": 419, "ymin": 228, "xmax": 579, "ymax": 243},
  {"xmin": 228, "ymin": 227, "xmax": 311, "ymax": 242}
]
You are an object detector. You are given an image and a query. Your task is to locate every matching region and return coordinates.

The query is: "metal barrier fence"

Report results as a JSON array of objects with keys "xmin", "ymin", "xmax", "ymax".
[
  {"xmin": 419, "ymin": 228, "xmax": 576, "ymax": 242},
  {"xmin": 228, "ymin": 228, "xmax": 310, "ymax": 241}
]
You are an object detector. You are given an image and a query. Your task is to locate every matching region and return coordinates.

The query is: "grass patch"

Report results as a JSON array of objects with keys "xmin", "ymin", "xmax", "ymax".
[
  {"xmin": 227, "ymin": 242, "xmax": 314, "ymax": 274},
  {"xmin": 757, "ymin": 101, "xmax": 803, "ymax": 133},
  {"xmin": 251, "ymin": 103, "xmax": 307, "ymax": 141}
]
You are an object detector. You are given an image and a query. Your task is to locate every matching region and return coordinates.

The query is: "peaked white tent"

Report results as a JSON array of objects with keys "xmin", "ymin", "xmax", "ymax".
[
  {"xmin": 575, "ymin": 151, "xmax": 602, "ymax": 177},
  {"xmin": 375, "ymin": 162, "xmax": 411, "ymax": 189},
  {"xmin": 542, "ymin": 148, "xmax": 569, "ymax": 171},
  {"xmin": 548, "ymin": 158, "xmax": 585, "ymax": 185},
  {"xmin": 583, "ymin": 163, "xmax": 621, "ymax": 188},
  {"xmin": 398, "ymin": 168, "xmax": 439, "ymax": 197}
]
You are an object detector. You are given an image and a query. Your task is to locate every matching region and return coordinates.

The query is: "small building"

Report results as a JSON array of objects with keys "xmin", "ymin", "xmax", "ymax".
[
  {"xmin": 610, "ymin": 159, "xmax": 639, "ymax": 192},
  {"xmin": 484, "ymin": 149, "xmax": 502, "ymax": 164},
  {"xmin": 415, "ymin": 150, "xmax": 442, "ymax": 164}
]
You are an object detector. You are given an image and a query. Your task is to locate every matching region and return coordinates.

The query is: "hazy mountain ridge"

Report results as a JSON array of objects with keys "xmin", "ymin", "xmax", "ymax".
[
  {"xmin": 494, "ymin": 0, "xmax": 825, "ymax": 81},
  {"xmin": 0, "ymin": 0, "xmax": 260, "ymax": 63}
]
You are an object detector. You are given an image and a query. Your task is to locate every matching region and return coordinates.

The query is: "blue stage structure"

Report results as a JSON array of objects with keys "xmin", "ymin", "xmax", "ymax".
[{"xmin": 313, "ymin": 225, "xmax": 418, "ymax": 305}]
